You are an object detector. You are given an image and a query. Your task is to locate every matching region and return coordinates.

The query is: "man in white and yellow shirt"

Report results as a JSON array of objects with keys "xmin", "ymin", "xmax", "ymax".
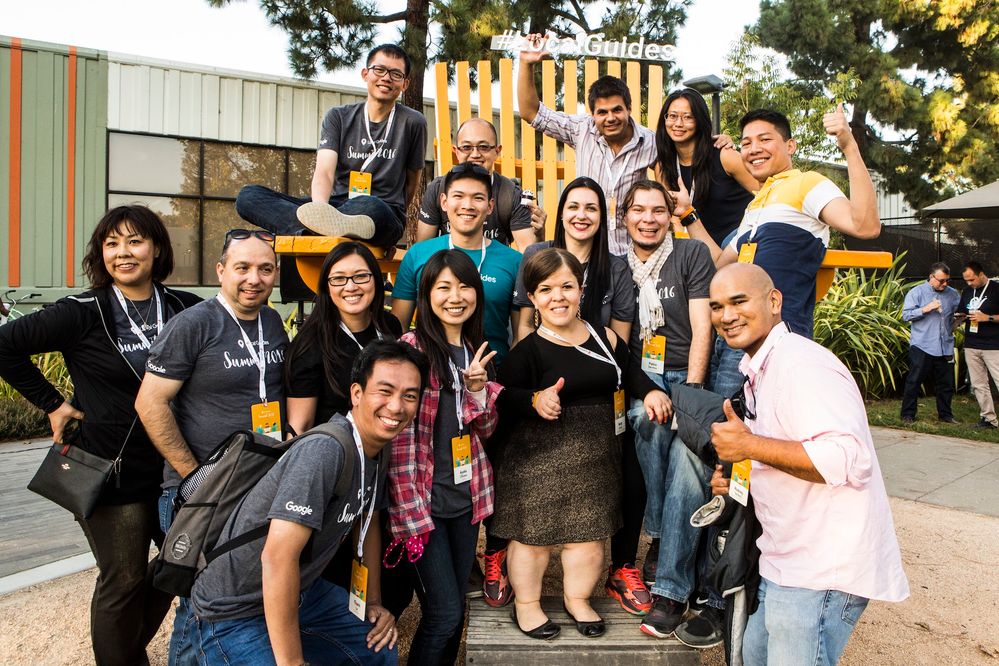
[{"xmin": 682, "ymin": 105, "xmax": 881, "ymax": 337}]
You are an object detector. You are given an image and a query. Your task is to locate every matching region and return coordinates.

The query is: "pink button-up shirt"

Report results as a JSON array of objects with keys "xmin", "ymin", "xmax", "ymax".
[{"xmin": 740, "ymin": 323, "xmax": 909, "ymax": 602}]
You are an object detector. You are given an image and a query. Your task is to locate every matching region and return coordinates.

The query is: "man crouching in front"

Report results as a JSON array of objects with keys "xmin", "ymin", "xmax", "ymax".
[{"xmin": 190, "ymin": 340, "xmax": 428, "ymax": 665}]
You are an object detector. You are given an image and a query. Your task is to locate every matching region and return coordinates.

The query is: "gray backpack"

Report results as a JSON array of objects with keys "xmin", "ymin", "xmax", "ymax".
[{"xmin": 153, "ymin": 420, "xmax": 356, "ymax": 597}]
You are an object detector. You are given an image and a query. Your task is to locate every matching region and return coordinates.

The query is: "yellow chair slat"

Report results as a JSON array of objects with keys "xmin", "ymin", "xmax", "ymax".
[
  {"xmin": 273, "ymin": 236, "xmax": 403, "ymax": 296},
  {"xmin": 477, "ymin": 61, "xmax": 492, "ymax": 124},
  {"xmin": 434, "ymin": 62, "xmax": 454, "ymax": 174},
  {"xmin": 456, "ymin": 61, "xmax": 472, "ymax": 124},
  {"xmin": 499, "ymin": 59, "xmax": 516, "ymax": 179},
  {"xmin": 520, "ymin": 117, "xmax": 537, "ymax": 194},
  {"xmin": 564, "ymin": 59, "xmax": 578, "ymax": 183},
  {"xmin": 646, "ymin": 64, "xmax": 665, "ymax": 179},
  {"xmin": 606, "ymin": 60, "xmax": 621, "ymax": 78},
  {"xmin": 626, "ymin": 61, "xmax": 642, "ymax": 125},
  {"xmin": 541, "ymin": 60, "xmax": 559, "ymax": 225}
]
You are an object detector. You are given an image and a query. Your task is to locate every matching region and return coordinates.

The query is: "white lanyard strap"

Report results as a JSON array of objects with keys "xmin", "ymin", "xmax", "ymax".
[
  {"xmin": 345, "ymin": 412, "xmax": 378, "ymax": 560},
  {"xmin": 215, "ymin": 294, "xmax": 268, "ymax": 405},
  {"xmin": 676, "ymin": 156, "xmax": 695, "ymax": 202},
  {"xmin": 749, "ymin": 178, "xmax": 784, "ymax": 241},
  {"xmin": 539, "ymin": 322, "xmax": 622, "ymax": 388},
  {"xmin": 448, "ymin": 345, "xmax": 471, "ymax": 436},
  {"xmin": 448, "ymin": 236, "xmax": 487, "ymax": 274},
  {"xmin": 339, "ymin": 321, "xmax": 382, "ymax": 350},
  {"xmin": 361, "ymin": 103, "xmax": 397, "ymax": 173},
  {"xmin": 970, "ymin": 282, "xmax": 989, "ymax": 310},
  {"xmin": 112, "ymin": 285, "xmax": 162, "ymax": 349}
]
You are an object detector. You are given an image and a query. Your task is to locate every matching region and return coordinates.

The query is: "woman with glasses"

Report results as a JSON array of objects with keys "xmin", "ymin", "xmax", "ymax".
[
  {"xmin": 387, "ymin": 249, "xmax": 500, "ymax": 664},
  {"xmin": 0, "ymin": 205, "xmax": 200, "ymax": 666}
]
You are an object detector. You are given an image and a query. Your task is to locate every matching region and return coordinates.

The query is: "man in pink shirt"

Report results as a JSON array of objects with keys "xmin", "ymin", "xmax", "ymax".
[{"xmin": 707, "ymin": 263, "xmax": 908, "ymax": 665}]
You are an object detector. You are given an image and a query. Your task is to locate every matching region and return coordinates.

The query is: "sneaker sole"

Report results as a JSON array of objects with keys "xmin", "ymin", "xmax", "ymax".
[
  {"xmin": 605, "ymin": 586, "xmax": 650, "ymax": 616},
  {"xmin": 640, "ymin": 623, "xmax": 676, "ymax": 639},
  {"xmin": 674, "ymin": 633, "xmax": 724, "ymax": 649},
  {"xmin": 296, "ymin": 201, "xmax": 375, "ymax": 239}
]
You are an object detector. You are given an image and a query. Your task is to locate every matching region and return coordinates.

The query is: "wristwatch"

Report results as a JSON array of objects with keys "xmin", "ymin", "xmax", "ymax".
[
  {"xmin": 679, "ymin": 207, "xmax": 701, "ymax": 226},
  {"xmin": 685, "ymin": 382, "xmax": 705, "ymax": 390}
]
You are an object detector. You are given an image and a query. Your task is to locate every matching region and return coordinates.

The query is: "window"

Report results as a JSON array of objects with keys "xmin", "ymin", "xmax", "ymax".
[{"xmin": 107, "ymin": 131, "xmax": 315, "ymax": 286}]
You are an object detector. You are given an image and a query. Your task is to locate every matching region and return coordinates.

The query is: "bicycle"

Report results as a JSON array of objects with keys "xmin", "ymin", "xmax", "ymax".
[{"xmin": 0, "ymin": 290, "xmax": 41, "ymax": 325}]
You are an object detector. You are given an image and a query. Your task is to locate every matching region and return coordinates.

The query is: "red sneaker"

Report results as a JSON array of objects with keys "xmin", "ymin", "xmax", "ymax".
[
  {"xmin": 605, "ymin": 564, "xmax": 653, "ymax": 615},
  {"xmin": 481, "ymin": 548, "xmax": 514, "ymax": 607}
]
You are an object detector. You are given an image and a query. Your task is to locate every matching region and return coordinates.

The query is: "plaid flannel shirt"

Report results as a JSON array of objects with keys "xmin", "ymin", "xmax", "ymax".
[{"xmin": 388, "ymin": 332, "xmax": 501, "ymax": 540}]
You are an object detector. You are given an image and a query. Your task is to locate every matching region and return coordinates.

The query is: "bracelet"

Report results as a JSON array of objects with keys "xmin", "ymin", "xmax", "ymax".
[
  {"xmin": 531, "ymin": 391, "xmax": 540, "ymax": 408},
  {"xmin": 679, "ymin": 207, "xmax": 701, "ymax": 226}
]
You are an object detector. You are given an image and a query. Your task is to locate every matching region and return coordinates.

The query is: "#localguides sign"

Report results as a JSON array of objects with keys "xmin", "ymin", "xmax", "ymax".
[{"xmin": 490, "ymin": 31, "xmax": 678, "ymax": 62}]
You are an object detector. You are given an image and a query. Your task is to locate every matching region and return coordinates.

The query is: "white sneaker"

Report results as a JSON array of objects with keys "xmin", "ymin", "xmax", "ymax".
[{"xmin": 296, "ymin": 201, "xmax": 375, "ymax": 239}]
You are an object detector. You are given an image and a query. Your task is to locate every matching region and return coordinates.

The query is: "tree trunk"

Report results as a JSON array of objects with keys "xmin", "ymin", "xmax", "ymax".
[{"xmin": 400, "ymin": 0, "xmax": 430, "ymax": 245}]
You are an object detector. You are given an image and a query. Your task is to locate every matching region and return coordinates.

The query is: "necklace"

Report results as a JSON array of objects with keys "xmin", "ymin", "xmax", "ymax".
[{"xmin": 127, "ymin": 296, "xmax": 155, "ymax": 327}]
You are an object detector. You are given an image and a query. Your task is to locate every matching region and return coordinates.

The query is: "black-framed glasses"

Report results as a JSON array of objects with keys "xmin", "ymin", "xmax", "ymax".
[
  {"xmin": 367, "ymin": 64, "xmax": 406, "ymax": 82},
  {"xmin": 454, "ymin": 143, "xmax": 498, "ymax": 155},
  {"xmin": 328, "ymin": 272, "xmax": 374, "ymax": 287},
  {"xmin": 931, "ymin": 275, "xmax": 950, "ymax": 284},
  {"xmin": 225, "ymin": 229, "xmax": 276, "ymax": 244}
]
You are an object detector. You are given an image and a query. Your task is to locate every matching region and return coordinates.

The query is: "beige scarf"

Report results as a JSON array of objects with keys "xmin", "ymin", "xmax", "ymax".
[{"xmin": 628, "ymin": 235, "xmax": 674, "ymax": 341}]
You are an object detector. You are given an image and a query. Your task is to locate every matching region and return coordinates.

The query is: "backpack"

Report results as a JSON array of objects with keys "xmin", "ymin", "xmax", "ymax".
[{"xmin": 152, "ymin": 420, "xmax": 357, "ymax": 597}]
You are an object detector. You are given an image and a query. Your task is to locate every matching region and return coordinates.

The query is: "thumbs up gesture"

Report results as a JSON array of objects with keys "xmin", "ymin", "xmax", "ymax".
[
  {"xmin": 711, "ymin": 399, "xmax": 752, "ymax": 462},
  {"xmin": 669, "ymin": 177, "xmax": 692, "ymax": 220},
  {"xmin": 823, "ymin": 102, "xmax": 855, "ymax": 152},
  {"xmin": 533, "ymin": 377, "xmax": 564, "ymax": 420}
]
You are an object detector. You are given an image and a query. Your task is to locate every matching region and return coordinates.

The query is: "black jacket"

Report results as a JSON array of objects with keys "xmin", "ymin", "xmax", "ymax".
[{"xmin": 0, "ymin": 284, "xmax": 201, "ymax": 505}]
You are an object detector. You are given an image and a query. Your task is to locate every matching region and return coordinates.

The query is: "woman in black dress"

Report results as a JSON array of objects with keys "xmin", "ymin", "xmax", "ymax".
[{"xmin": 492, "ymin": 248, "xmax": 672, "ymax": 639}]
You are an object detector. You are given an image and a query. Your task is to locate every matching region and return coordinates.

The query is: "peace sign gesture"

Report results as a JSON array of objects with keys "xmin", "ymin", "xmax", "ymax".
[{"xmin": 463, "ymin": 341, "xmax": 497, "ymax": 393}]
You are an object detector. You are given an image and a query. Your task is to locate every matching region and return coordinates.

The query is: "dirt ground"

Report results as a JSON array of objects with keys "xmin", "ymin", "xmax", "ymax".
[{"xmin": 2, "ymin": 496, "xmax": 997, "ymax": 665}]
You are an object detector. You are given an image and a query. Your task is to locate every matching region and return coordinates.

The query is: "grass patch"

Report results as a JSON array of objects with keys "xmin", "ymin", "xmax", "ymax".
[
  {"xmin": 866, "ymin": 394, "xmax": 999, "ymax": 444},
  {"xmin": 0, "ymin": 351, "xmax": 73, "ymax": 442}
]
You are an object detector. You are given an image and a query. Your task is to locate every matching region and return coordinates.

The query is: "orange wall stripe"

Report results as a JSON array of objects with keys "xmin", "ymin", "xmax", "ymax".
[
  {"xmin": 8, "ymin": 38, "xmax": 22, "ymax": 287},
  {"xmin": 66, "ymin": 46, "xmax": 77, "ymax": 287}
]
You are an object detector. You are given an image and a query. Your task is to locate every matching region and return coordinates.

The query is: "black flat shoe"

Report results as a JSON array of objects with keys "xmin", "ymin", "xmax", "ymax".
[
  {"xmin": 562, "ymin": 602, "xmax": 606, "ymax": 637},
  {"xmin": 511, "ymin": 607, "xmax": 561, "ymax": 640}
]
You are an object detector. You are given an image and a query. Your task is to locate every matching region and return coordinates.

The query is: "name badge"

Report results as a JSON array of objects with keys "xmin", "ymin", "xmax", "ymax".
[
  {"xmin": 729, "ymin": 459, "xmax": 752, "ymax": 506},
  {"xmin": 349, "ymin": 558, "xmax": 368, "ymax": 620},
  {"xmin": 349, "ymin": 171, "xmax": 372, "ymax": 199},
  {"xmin": 641, "ymin": 335, "xmax": 666, "ymax": 374},
  {"xmin": 613, "ymin": 389, "xmax": 626, "ymax": 436},
  {"xmin": 452, "ymin": 434, "xmax": 472, "ymax": 485},
  {"xmin": 969, "ymin": 310, "xmax": 979, "ymax": 334},
  {"xmin": 738, "ymin": 242, "xmax": 758, "ymax": 264},
  {"xmin": 251, "ymin": 402, "xmax": 282, "ymax": 441},
  {"xmin": 607, "ymin": 196, "xmax": 616, "ymax": 222}
]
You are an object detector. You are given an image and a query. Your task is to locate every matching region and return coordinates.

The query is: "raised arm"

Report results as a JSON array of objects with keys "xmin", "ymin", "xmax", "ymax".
[
  {"xmin": 135, "ymin": 374, "xmax": 198, "ymax": 478},
  {"xmin": 817, "ymin": 104, "xmax": 881, "ymax": 240},
  {"xmin": 517, "ymin": 34, "xmax": 549, "ymax": 124}
]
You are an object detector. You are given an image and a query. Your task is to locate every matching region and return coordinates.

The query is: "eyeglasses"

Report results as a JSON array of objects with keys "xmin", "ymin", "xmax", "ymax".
[
  {"xmin": 225, "ymin": 229, "xmax": 275, "ymax": 244},
  {"xmin": 931, "ymin": 275, "xmax": 951, "ymax": 284},
  {"xmin": 455, "ymin": 144, "xmax": 497, "ymax": 155},
  {"xmin": 665, "ymin": 112, "xmax": 696, "ymax": 125},
  {"xmin": 367, "ymin": 64, "xmax": 406, "ymax": 82},
  {"xmin": 328, "ymin": 272, "xmax": 374, "ymax": 287}
]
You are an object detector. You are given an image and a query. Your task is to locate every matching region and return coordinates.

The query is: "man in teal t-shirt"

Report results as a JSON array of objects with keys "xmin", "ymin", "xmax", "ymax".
[{"xmin": 391, "ymin": 163, "xmax": 522, "ymax": 362}]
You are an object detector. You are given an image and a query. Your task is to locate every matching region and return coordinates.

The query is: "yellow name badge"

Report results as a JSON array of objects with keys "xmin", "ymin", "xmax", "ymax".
[
  {"xmin": 349, "ymin": 558, "xmax": 369, "ymax": 620},
  {"xmin": 348, "ymin": 170, "xmax": 372, "ymax": 199},
  {"xmin": 613, "ymin": 389, "xmax": 626, "ymax": 436},
  {"xmin": 607, "ymin": 196, "xmax": 616, "ymax": 222},
  {"xmin": 452, "ymin": 434, "xmax": 472, "ymax": 485},
  {"xmin": 641, "ymin": 335, "xmax": 666, "ymax": 374},
  {"xmin": 738, "ymin": 242, "xmax": 758, "ymax": 264},
  {"xmin": 250, "ymin": 402, "xmax": 282, "ymax": 441},
  {"xmin": 729, "ymin": 459, "xmax": 752, "ymax": 506}
]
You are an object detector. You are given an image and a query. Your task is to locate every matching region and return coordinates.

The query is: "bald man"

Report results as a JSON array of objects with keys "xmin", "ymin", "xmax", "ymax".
[
  {"xmin": 417, "ymin": 118, "xmax": 545, "ymax": 249},
  {"xmin": 707, "ymin": 263, "xmax": 907, "ymax": 665}
]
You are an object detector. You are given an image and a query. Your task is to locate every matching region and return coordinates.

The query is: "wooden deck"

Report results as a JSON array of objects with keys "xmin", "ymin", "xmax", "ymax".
[{"xmin": 465, "ymin": 597, "xmax": 698, "ymax": 665}]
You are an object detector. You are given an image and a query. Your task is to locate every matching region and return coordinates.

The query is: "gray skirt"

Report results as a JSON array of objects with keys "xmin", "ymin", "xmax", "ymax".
[{"xmin": 491, "ymin": 402, "xmax": 622, "ymax": 546}]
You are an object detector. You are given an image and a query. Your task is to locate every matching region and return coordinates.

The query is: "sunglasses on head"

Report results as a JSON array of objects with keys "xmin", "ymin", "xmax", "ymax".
[{"xmin": 225, "ymin": 229, "xmax": 276, "ymax": 244}]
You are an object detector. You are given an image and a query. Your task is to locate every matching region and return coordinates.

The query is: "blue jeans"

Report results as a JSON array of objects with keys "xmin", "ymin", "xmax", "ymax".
[
  {"xmin": 408, "ymin": 512, "xmax": 480, "ymax": 665},
  {"xmin": 743, "ymin": 577, "xmax": 869, "ymax": 665},
  {"xmin": 235, "ymin": 184, "xmax": 404, "ymax": 247},
  {"xmin": 628, "ymin": 368, "xmax": 714, "ymax": 605},
  {"xmin": 160, "ymin": 487, "xmax": 197, "ymax": 666},
  {"xmin": 192, "ymin": 578, "xmax": 397, "ymax": 665},
  {"xmin": 709, "ymin": 335, "xmax": 746, "ymax": 400}
]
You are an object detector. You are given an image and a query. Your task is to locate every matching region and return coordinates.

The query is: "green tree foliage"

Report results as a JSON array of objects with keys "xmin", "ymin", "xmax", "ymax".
[{"xmin": 752, "ymin": 0, "xmax": 999, "ymax": 207}]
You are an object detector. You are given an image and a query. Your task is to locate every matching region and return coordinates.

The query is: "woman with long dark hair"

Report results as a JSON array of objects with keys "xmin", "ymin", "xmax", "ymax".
[
  {"xmin": 513, "ymin": 177, "xmax": 633, "ymax": 343},
  {"xmin": 0, "ymin": 205, "xmax": 200, "ymax": 666},
  {"xmin": 284, "ymin": 241, "xmax": 402, "ymax": 434},
  {"xmin": 388, "ymin": 250, "xmax": 500, "ymax": 664}
]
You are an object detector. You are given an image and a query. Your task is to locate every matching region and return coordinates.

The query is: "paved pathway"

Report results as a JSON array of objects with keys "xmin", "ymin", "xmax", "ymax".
[{"xmin": 1, "ymin": 427, "xmax": 997, "ymax": 592}]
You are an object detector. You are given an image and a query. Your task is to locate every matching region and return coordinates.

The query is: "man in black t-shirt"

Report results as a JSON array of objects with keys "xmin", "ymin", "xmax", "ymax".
[
  {"xmin": 957, "ymin": 261, "xmax": 999, "ymax": 429},
  {"xmin": 235, "ymin": 44, "xmax": 427, "ymax": 248},
  {"xmin": 416, "ymin": 117, "xmax": 545, "ymax": 249}
]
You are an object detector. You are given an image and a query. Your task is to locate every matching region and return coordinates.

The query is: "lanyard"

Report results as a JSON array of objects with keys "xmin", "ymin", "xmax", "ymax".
[
  {"xmin": 215, "ymin": 294, "xmax": 268, "ymax": 405},
  {"xmin": 339, "ymin": 321, "xmax": 383, "ymax": 350},
  {"xmin": 539, "ymin": 321, "xmax": 621, "ymax": 388},
  {"xmin": 676, "ymin": 156, "xmax": 695, "ymax": 202},
  {"xmin": 448, "ymin": 236, "xmax": 487, "ymax": 274},
  {"xmin": 970, "ymin": 282, "xmax": 990, "ymax": 310},
  {"xmin": 112, "ymin": 285, "xmax": 163, "ymax": 349},
  {"xmin": 748, "ymin": 178, "xmax": 785, "ymax": 241},
  {"xmin": 361, "ymin": 103, "xmax": 397, "ymax": 173},
  {"xmin": 448, "ymin": 345, "xmax": 471, "ymax": 436},
  {"xmin": 345, "ymin": 412, "xmax": 378, "ymax": 560}
]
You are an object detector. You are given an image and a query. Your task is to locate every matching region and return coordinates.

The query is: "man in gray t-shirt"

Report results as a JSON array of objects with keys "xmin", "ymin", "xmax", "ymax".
[
  {"xmin": 234, "ymin": 44, "xmax": 427, "ymax": 248},
  {"xmin": 189, "ymin": 341, "xmax": 428, "ymax": 666}
]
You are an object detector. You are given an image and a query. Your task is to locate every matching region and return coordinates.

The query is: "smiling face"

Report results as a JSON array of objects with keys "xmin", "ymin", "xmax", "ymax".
[
  {"xmin": 561, "ymin": 187, "xmax": 602, "ymax": 244},
  {"xmin": 216, "ymin": 237, "xmax": 277, "ymax": 318},
  {"xmin": 362, "ymin": 52, "xmax": 410, "ymax": 105},
  {"xmin": 440, "ymin": 176, "xmax": 494, "ymax": 240},
  {"xmin": 350, "ymin": 358, "xmax": 422, "ymax": 447},
  {"xmin": 625, "ymin": 188, "xmax": 672, "ymax": 255},
  {"xmin": 929, "ymin": 269, "xmax": 951, "ymax": 292},
  {"xmin": 664, "ymin": 97, "xmax": 698, "ymax": 146},
  {"xmin": 453, "ymin": 119, "xmax": 501, "ymax": 171},
  {"xmin": 429, "ymin": 266, "xmax": 477, "ymax": 331},
  {"xmin": 529, "ymin": 264, "xmax": 582, "ymax": 329},
  {"xmin": 592, "ymin": 95, "xmax": 632, "ymax": 144},
  {"xmin": 741, "ymin": 120, "xmax": 796, "ymax": 183},
  {"xmin": 102, "ymin": 222, "xmax": 158, "ymax": 293},
  {"xmin": 709, "ymin": 264, "xmax": 783, "ymax": 358},
  {"xmin": 328, "ymin": 253, "xmax": 376, "ymax": 319}
]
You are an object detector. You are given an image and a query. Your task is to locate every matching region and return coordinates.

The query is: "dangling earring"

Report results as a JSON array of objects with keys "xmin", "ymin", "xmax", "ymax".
[
  {"xmin": 575, "ymin": 308, "xmax": 582, "ymax": 320},
  {"xmin": 533, "ymin": 310, "xmax": 540, "ymax": 328}
]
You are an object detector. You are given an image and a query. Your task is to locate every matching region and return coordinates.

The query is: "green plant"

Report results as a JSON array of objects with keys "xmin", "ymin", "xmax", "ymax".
[
  {"xmin": 813, "ymin": 257, "xmax": 917, "ymax": 399},
  {"xmin": 0, "ymin": 351, "xmax": 74, "ymax": 441}
]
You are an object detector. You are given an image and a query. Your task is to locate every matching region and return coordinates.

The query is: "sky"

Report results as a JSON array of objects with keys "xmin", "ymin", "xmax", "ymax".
[{"xmin": 4, "ymin": 0, "xmax": 761, "ymax": 95}]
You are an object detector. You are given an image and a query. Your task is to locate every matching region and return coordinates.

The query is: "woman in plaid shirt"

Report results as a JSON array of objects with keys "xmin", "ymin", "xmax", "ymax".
[{"xmin": 387, "ymin": 250, "xmax": 501, "ymax": 664}]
